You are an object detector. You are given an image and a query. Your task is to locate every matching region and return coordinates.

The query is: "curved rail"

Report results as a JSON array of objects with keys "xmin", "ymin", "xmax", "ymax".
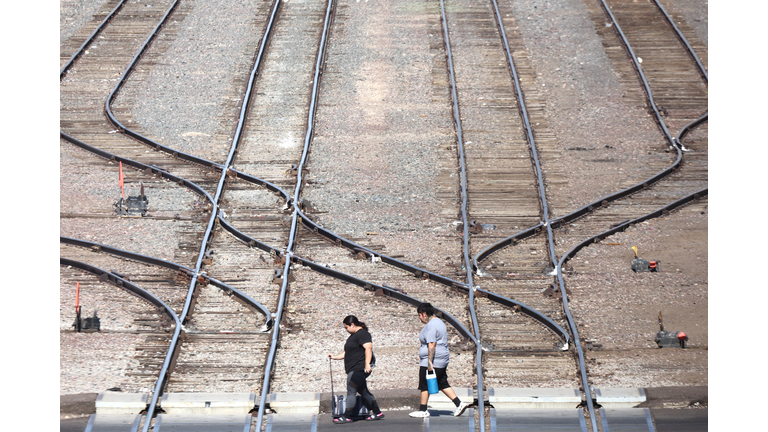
[
  {"xmin": 437, "ymin": 0, "xmax": 486, "ymax": 424},
  {"xmin": 60, "ymin": 0, "xmax": 286, "ymax": 426},
  {"xmin": 487, "ymin": 0, "xmax": 599, "ymax": 424},
  {"xmin": 556, "ymin": 187, "xmax": 707, "ymax": 272},
  {"xmin": 61, "ymin": 257, "xmax": 180, "ymax": 325},
  {"xmin": 218, "ymin": 210, "xmax": 479, "ymax": 339},
  {"xmin": 474, "ymin": 112, "xmax": 706, "ymax": 268},
  {"xmin": 675, "ymin": 112, "xmax": 708, "ymax": 149},
  {"xmin": 60, "ymin": 236, "xmax": 273, "ymax": 327},
  {"xmin": 61, "ymin": 131, "xmax": 213, "ymax": 203},
  {"xmin": 62, "ymin": 257, "xmax": 183, "ymax": 404},
  {"xmin": 136, "ymin": 0, "xmax": 283, "ymax": 428},
  {"xmin": 219, "ymin": 208, "xmax": 570, "ymax": 343},
  {"xmin": 651, "ymin": 0, "xmax": 708, "ymax": 82},
  {"xmin": 254, "ymin": 1, "xmax": 337, "ymax": 428},
  {"xmin": 60, "ymin": 0, "xmax": 129, "ymax": 79},
  {"xmin": 295, "ymin": 209, "xmax": 467, "ymax": 288},
  {"xmin": 598, "ymin": 0, "xmax": 677, "ymax": 150}
]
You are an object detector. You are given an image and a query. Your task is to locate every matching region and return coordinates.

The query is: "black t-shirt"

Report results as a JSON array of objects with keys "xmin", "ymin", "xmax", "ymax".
[{"xmin": 344, "ymin": 328, "xmax": 374, "ymax": 373}]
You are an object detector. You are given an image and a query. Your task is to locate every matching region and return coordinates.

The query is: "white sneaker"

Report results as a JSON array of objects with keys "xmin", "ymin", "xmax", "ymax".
[
  {"xmin": 454, "ymin": 401, "xmax": 470, "ymax": 417},
  {"xmin": 409, "ymin": 410, "xmax": 430, "ymax": 418}
]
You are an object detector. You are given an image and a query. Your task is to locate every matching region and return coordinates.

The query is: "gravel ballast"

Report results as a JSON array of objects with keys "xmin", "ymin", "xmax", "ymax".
[{"xmin": 59, "ymin": 0, "xmax": 707, "ymax": 414}]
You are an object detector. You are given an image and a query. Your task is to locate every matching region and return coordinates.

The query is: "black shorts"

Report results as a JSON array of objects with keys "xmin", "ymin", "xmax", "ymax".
[{"xmin": 418, "ymin": 366, "xmax": 451, "ymax": 391}]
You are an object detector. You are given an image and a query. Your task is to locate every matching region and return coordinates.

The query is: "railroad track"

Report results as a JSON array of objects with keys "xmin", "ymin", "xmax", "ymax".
[{"xmin": 59, "ymin": 0, "xmax": 707, "ymax": 430}]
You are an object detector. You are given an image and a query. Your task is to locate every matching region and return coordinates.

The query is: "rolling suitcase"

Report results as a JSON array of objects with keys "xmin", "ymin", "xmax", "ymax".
[{"xmin": 332, "ymin": 394, "xmax": 370, "ymax": 418}]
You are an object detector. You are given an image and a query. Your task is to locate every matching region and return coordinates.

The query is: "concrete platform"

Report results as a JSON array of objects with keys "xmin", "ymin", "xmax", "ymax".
[
  {"xmin": 600, "ymin": 408, "xmax": 655, "ymax": 432},
  {"xmin": 95, "ymin": 393, "xmax": 148, "ymax": 415},
  {"xmin": 488, "ymin": 388, "xmax": 582, "ymax": 409},
  {"xmin": 270, "ymin": 392, "xmax": 321, "ymax": 414},
  {"xmin": 265, "ymin": 413, "xmax": 318, "ymax": 431},
  {"xmin": 316, "ymin": 410, "xmax": 423, "ymax": 431},
  {"xmin": 425, "ymin": 407, "xmax": 474, "ymax": 432},
  {"xmin": 427, "ymin": 387, "xmax": 473, "ymax": 410},
  {"xmin": 650, "ymin": 408, "xmax": 707, "ymax": 432},
  {"xmin": 596, "ymin": 388, "xmax": 647, "ymax": 408},
  {"xmin": 84, "ymin": 414, "xmax": 143, "ymax": 432},
  {"xmin": 490, "ymin": 407, "xmax": 588, "ymax": 431},
  {"xmin": 153, "ymin": 414, "xmax": 252, "ymax": 432},
  {"xmin": 159, "ymin": 392, "xmax": 256, "ymax": 414}
]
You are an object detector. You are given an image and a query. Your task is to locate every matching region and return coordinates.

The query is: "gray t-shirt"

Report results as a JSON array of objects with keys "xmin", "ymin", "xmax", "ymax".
[{"xmin": 419, "ymin": 317, "xmax": 450, "ymax": 368}]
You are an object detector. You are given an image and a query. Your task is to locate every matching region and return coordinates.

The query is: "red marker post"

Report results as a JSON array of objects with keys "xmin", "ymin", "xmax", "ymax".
[
  {"xmin": 119, "ymin": 162, "xmax": 125, "ymax": 199},
  {"xmin": 75, "ymin": 282, "xmax": 82, "ymax": 332}
]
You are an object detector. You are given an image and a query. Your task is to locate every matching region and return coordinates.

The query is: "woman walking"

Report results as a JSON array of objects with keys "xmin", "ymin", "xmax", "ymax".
[{"xmin": 328, "ymin": 315, "xmax": 385, "ymax": 423}]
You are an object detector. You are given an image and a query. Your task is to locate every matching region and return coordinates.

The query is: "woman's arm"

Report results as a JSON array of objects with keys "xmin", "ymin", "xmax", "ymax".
[
  {"xmin": 363, "ymin": 342, "xmax": 373, "ymax": 373},
  {"xmin": 328, "ymin": 350, "xmax": 345, "ymax": 360}
]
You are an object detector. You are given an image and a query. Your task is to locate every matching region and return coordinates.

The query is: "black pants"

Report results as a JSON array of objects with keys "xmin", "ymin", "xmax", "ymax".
[{"xmin": 346, "ymin": 370, "xmax": 381, "ymax": 415}]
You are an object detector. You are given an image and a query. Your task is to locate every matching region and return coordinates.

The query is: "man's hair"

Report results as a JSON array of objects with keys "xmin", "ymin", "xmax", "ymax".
[{"xmin": 417, "ymin": 303, "xmax": 435, "ymax": 317}]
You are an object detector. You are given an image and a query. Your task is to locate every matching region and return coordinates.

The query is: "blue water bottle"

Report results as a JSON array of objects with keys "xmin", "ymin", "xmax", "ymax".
[{"xmin": 426, "ymin": 369, "xmax": 439, "ymax": 394}]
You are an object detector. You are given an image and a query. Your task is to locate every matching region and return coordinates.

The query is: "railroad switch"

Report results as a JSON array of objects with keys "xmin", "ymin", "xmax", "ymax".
[
  {"xmin": 630, "ymin": 246, "xmax": 660, "ymax": 272},
  {"xmin": 655, "ymin": 331, "xmax": 688, "ymax": 348},
  {"xmin": 632, "ymin": 258, "xmax": 660, "ymax": 272},
  {"xmin": 73, "ymin": 310, "xmax": 101, "ymax": 332},
  {"xmin": 654, "ymin": 311, "xmax": 687, "ymax": 348},
  {"xmin": 114, "ymin": 182, "xmax": 148, "ymax": 216}
]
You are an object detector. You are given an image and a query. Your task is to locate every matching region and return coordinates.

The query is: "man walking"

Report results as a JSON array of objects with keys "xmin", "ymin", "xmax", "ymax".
[{"xmin": 409, "ymin": 303, "xmax": 470, "ymax": 418}]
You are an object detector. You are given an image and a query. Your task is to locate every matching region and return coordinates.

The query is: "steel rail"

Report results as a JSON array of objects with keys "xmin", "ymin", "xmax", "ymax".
[
  {"xmin": 290, "ymin": 255, "xmax": 476, "ymax": 341},
  {"xmin": 62, "ymin": 257, "xmax": 182, "ymax": 419},
  {"xmin": 61, "ymin": 0, "xmax": 476, "ymax": 306},
  {"xmin": 218, "ymin": 209, "xmax": 481, "ymax": 340},
  {"xmin": 556, "ymin": 187, "xmax": 707, "ymax": 273},
  {"xmin": 437, "ymin": 0, "xmax": 485, "ymax": 426},
  {"xmin": 552, "ymin": 0, "xmax": 707, "ymax": 422},
  {"xmin": 486, "ymin": 0, "xmax": 599, "ymax": 427},
  {"xmin": 225, "ymin": 167, "xmax": 291, "ymax": 202},
  {"xmin": 651, "ymin": 0, "xmax": 708, "ymax": 82},
  {"xmin": 134, "ymin": 0, "xmax": 283, "ymax": 428},
  {"xmin": 61, "ymin": 257, "xmax": 180, "ymax": 325},
  {"xmin": 60, "ymin": 0, "xmax": 284, "ymax": 426},
  {"xmin": 59, "ymin": 2, "xmax": 484, "ymax": 406},
  {"xmin": 475, "ymin": 287, "xmax": 570, "ymax": 345},
  {"xmin": 295, "ymin": 209, "xmax": 468, "ymax": 288},
  {"xmin": 101, "ymin": 0, "xmax": 230, "ymax": 173},
  {"xmin": 60, "ymin": 236, "xmax": 273, "ymax": 327},
  {"xmin": 473, "ymin": 121, "xmax": 708, "ymax": 270},
  {"xmin": 57, "ymin": 0, "xmax": 550, "ymax": 422},
  {"xmin": 220, "ymin": 210, "xmax": 566, "ymax": 346},
  {"xmin": 217, "ymin": 211, "xmax": 285, "ymax": 257},
  {"xmin": 59, "ymin": 2, "xmax": 288, "ymax": 209},
  {"xmin": 598, "ymin": 0, "xmax": 676, "ymax": 150},
  {"xmin": 255, "ymin": 0, "xmax": 334, "ymax": 429},
  {"xmin": 675, "ymin": 112, "xmax": 708, "ymax": 149},
  {"xmin": 60, "ymin": 0, "xmax": 129, "ymax": 79},
  {"xmin": 60, "ymin": 0, "xmax": 292, "ymax": 202},
  {"xmin": 60, "ymin": 131, "xmax": 213, "ymax": 203}
]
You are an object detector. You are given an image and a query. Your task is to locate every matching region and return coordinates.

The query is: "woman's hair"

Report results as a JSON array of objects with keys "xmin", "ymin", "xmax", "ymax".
[
  {"xmin": 417, "ymin": 302, "xmax": 435, "ymax": 317},
  {"xmin": 343, "ymin": 315, "xmax": 368, "ymax": 330}
]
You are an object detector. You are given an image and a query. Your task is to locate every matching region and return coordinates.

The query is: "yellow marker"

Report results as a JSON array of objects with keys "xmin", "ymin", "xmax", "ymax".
[{"xmin": 632, "ymin": 246, "xmax": 638, "ymax": 258}]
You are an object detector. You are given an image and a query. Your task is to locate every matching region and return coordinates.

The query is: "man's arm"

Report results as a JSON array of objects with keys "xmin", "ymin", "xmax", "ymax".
[{"xmin": 428, "ymin": 342, "xmax": 436, "ymax": 370}]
